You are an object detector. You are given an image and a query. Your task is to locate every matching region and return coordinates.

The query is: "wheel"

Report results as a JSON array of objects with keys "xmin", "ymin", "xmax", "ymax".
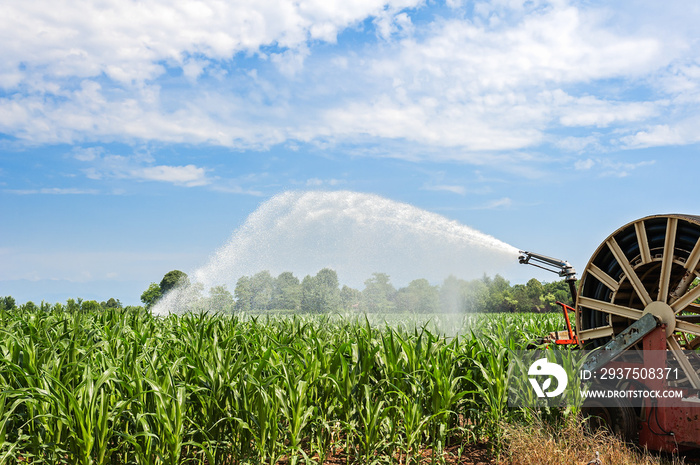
[
  {"xmin": 576, "ymin": 214, "xmax": 700, "ymax": 389},
  {"xmin": 582, "ymin": 396, "xmax": 638, "ymax": 443}
]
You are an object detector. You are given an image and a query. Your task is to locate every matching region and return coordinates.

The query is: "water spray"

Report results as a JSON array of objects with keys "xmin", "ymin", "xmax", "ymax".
[{"xmin": 153, "ymin": 190, "xmax": 521, "ymax": 315}]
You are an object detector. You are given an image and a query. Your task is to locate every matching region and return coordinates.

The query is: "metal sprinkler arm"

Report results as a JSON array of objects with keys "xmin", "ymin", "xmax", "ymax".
[
  {"xmin": 518, "ymin": 250, "xmax": 578, "ymax": 302},
  {"xmin": 518, "ymin": 251, "xmax": 576, "ymax": 279}
]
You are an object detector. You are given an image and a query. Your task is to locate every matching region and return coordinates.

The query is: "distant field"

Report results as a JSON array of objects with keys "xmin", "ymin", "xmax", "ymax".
[
  {"xmin": 0, "ymin": 306, "xmax": 566, "ymax": 464},
  {"xmin": 233, "ymin": 310, "xmax": 565, "ymax": 336}
]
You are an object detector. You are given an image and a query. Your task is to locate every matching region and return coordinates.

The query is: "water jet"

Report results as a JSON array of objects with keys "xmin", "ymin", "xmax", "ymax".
[{"xmin": 153, "ymin": 190, "xmax": 520, "ymax": 315}]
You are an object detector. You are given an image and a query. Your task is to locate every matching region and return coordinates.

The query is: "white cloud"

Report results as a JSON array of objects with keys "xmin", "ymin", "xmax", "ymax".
[
  {"xmin": 210, "ymin": 184, "xmax": 264, "ymax": 196},
  {"xmin": 422, "ymin": 184, "xmax": 466, "ymax": 195},
  {"xmin": 71, "ymin": 146, "xmax": 103, "ymax": 162},
  {"xmin": 182, "ymin": 58, "xmax": 211, "ymax": 82},
  {"xmin": 620, "ymin": 122, "xmax": 700, "ymax": 149},
  {"xmin": 472, "ymin": 197, "xmax": 512, "ymax": 209},
  {"xmin": 0, "ymin": 0, "xmax": 699, "ymax": 164},
  {"xmin": 0, "ymin": 0, "xmax": 422, "ymax": 89},
  {"xmin": 445, "ymin": 0, "xmax": 467, "ymax": 8},
  {"xmin": 69, "ymin": 146, "xmax": 273, "ymax": 193},
  {"xmin": 374, "ymin": 5, "xmax": 662, "ymax": 91},
  {"xmin": 271, "ymin": 46, "xmax": 311, "ymax": 78},
  {"xmin": 322, "ymin": 2, "xmax": 670, "ymax": 156},
  {"xmin": 4, "ymin": 187, "xmax": 100, "ymax": 195},
  {"xmin": 322, "ymin": 97, "xmax": 547, "ymax": 152},
  {"xmin": 572, "ymin": 157, "xmax": 655, "ymax": 177},
  {"xmin": 74, "ymin": 149, "xmax": 213, "ymax": 187},
  {"xmin": 598, "ymin": 160, "xmax": 655, "ymax": 178},
  {"xmin": 306, "ymin": 178, "xmax": 344, "ymax": 187},
  {"xmin": 556, "ymin": 136, "xmax": 601, "ymax": 153},
  {"xmin": 375, "ymin": 11, "xmax": 415, "ymax": 40},
  {"xmin": 555, "ymin": 94, "xmax": 659, "ymax": 128},
  {"xmin": 132, "ymin": 165, "xmax": 210, "ymax": 187},
  {"xmin": 305, "ymin": 1, "xmax": 678, "ymax": 159}
]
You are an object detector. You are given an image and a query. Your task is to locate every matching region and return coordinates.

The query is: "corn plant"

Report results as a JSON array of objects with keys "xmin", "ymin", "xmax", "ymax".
[{"xmin": 0, "ymin": 303, "xmax": 566, "ymax": 464}]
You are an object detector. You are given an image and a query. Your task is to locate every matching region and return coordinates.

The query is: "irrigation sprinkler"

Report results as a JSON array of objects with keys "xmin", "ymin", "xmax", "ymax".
[{"xmin": 520, "ymin": 214, "xmax": 700, "ymax": 453}]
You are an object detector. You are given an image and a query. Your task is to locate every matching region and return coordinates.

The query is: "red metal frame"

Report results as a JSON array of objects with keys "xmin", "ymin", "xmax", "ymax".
[
  {"xmin": 553, "ymin": 301, "xmax": 578, "ymax": 345},
  {"xmin": 636, "ymin": 326, "xmax": 700, "ymax": 452},
  {"xmin": 550, "ymin": 302, "xmax": 700, "ymax": 451},
  {"xmin": 589, "ymin": 325, "xmax": 700, "ymax": 452},
  {"xmin": 547, "ymin": 300, "xmax": 700, "ymax": 451}
]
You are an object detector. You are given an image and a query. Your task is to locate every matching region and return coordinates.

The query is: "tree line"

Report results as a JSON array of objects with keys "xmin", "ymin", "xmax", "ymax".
[
  {"xmin": 0, "ymin": 295, "xmax": 128, "ymax": 313},
  {"xmin": 139, "ymin": 268, "xmax": 573, "ymax": 314},
  {"xmin": 0, "ymin": 269, "xmax": 572, "ymax": 314}
]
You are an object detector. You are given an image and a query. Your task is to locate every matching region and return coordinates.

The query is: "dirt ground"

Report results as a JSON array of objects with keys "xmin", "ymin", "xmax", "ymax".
[{"xmin": 309, "ymin": 442, "xmax": 497, "ymax": 464}]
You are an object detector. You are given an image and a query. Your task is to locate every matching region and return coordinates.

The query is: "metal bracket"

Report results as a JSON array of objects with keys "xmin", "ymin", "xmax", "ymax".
[{"xmin": 582, "ymin": 313, "xmax": 659, "ymax": 373}]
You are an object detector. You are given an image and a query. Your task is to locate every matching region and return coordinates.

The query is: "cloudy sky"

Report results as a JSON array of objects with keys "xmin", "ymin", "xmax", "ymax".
[{"xmin": 2, "ymin": 0, "xmax": 700, "ymax": 305}]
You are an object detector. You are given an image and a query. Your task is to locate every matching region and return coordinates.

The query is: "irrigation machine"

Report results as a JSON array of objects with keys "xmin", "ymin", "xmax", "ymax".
[{"xmin": 520, "ymin": 214, "xmax": 700, "ymax": 452}]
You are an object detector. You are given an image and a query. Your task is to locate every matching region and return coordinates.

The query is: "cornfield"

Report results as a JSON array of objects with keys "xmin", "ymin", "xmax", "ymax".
[{"xmin": 0, "ymin": 306, "xmax": 564, "ymax": 464}]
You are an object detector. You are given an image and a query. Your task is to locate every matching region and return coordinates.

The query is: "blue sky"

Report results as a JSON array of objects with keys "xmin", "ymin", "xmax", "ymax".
[{"xmin": 2, "ymin": 0, "xmax": 700, "ymax": 305}]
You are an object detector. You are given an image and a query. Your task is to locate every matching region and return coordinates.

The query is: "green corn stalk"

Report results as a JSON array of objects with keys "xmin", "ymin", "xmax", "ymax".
[
  {"xmin": 472, "ymin": 336, "xmax": 510, "ymax": 446},
  {"xmin": 356, "ymin": 384, "xmax": 389, "ymax": 465},
  {"xmin": 276, "ymin": 363, "xmax": 314, "ymax": 465}
]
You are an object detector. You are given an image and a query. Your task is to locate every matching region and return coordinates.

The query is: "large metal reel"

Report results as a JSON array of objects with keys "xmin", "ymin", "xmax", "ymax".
[{"xmin": 576, "ymin": 214, "xmax": 700, "ymax": 388}]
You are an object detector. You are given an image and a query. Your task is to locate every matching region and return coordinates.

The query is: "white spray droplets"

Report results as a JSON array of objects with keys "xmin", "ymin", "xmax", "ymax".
[{"xmin": 153, "ymin": 191, "xmax": 520, "ymax": 314}]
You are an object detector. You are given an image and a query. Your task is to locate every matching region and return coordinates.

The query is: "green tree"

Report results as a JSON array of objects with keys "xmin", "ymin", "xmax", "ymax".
[
  {"xmin": 141, "ymin": 270, "xmax": 190, "ymax": 310},
  {"xmin": 102, "ymin": 297, "xmax": 122, "ymax": 309},
  {"xmin": 81, "ymin": 300, "xmax": 101, "ymax": 313},
  {"xmin": 340, "ymin": 285, "xmax": 361, "ymax": 311},
  {"xmin": 21, "ymin": 301, "xmax": 37, "ymax": 312},
  {"xmin": 160, "ymin": 270, "xmax": 190, "ymax": 294},
  {"xmin": 141, "ymin": 283, "xmax": 163, "ymax": 309},
  {"xmin": 485, "ymin": 274, "xmax": 513, "ymax": 312},
  {"xmin": 540, "ymin": 291, "xmax": 557, "ymax": 312},
  {"xmin": 234, "ymin": 276, "xmax": 253, "ymax": 312},
  {"xmin": 1, "ymin": 296, "xmax": 16, "ymax": 310},
  {"xmin": 271, "ymin": 271, "xmax": 301, "ymax": 311},
  {"xmin": 361, "ymin": 273, "xmax": 396, "ymax": 313},
  {"xmin": 525, "ymin": 278, "xmax": 543, "ymax": 301},
  {"xmin": 315, "ymin": 268, "xmax": 341, "ymax": 312},
  {"xmin": 300, "ymin": 275, "xmax": 316, "ymax": 312},
  {"xmin": 543, "ymin": 280, "xmax": 573, "ymax": 308},
  {"xmin": 396, "ymin": 279, "xmax": 440, "ymax": 313},
  {"xmin": 510, "ymin": 284, "xmax": 528, "ymax": 313},
  {"xmin": 208, "ymin": 285, "xmax": 235, "ymax": 313},
  {"xmin": 462, "ymin": 278, "xmax": 489, "ymax": 313},
  {"xmin": 300, "ymin": 268, "xmax": 341, "ymax": 313},
  {"xmin": 251, "ymin": 271, "xmax": 275, "ymax": 311},
  {"xmin": 67, "ymin": 298, "xmax": 80, "ymax": 312}
]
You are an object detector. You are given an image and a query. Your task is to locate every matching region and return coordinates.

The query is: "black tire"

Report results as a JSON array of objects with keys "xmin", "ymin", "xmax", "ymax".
[{"xmin": 582, "ymin": 396, "xmax": 638, "ymax": 443}]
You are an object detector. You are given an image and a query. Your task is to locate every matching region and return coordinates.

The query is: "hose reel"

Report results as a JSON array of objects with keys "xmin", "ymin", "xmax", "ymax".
[
  {"xmin": 576, "ymin": 214, "xmax": 700, "ymax": 389},
  {"xmin": 520, "ymin": 214, "xmax": 700, "ymax": 451}
]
